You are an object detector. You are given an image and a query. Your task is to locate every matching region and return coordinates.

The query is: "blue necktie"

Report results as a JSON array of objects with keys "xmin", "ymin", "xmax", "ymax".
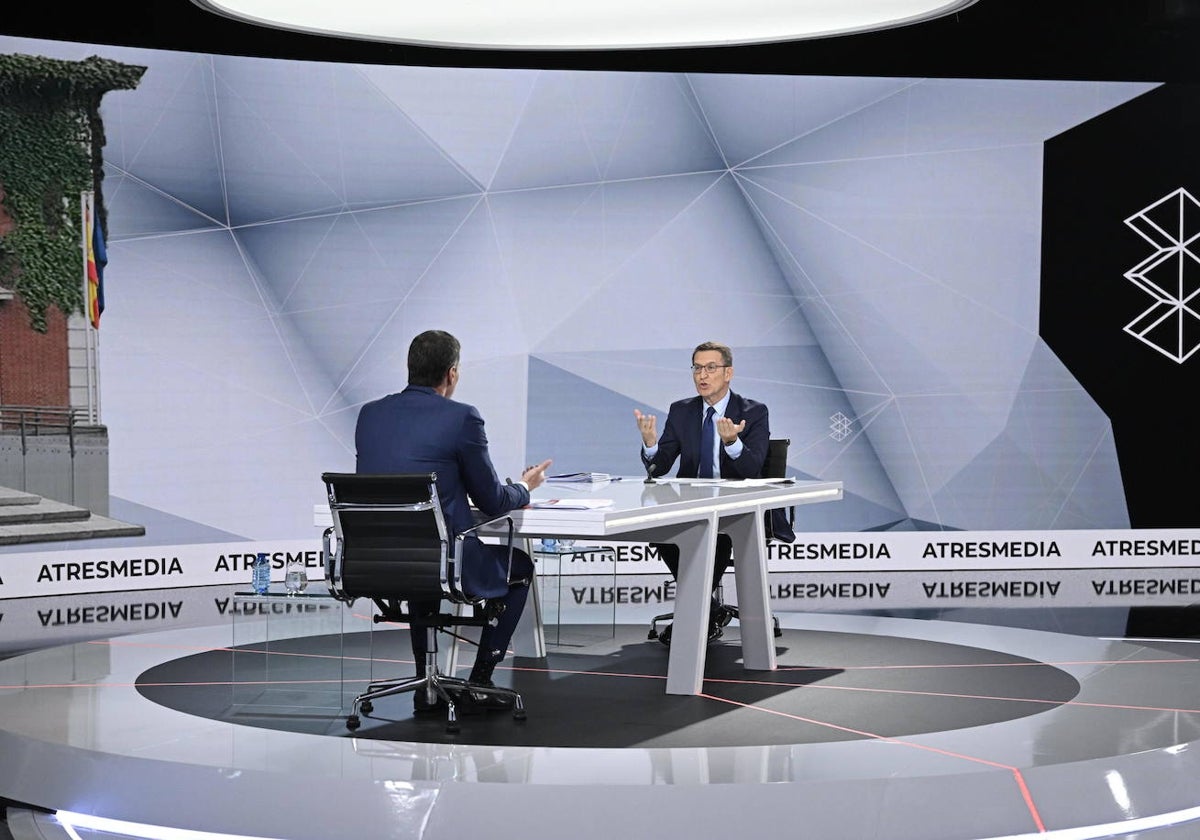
[{"xmin": 699, "ymin": 406, "xmax": 715, "ymax": 478}]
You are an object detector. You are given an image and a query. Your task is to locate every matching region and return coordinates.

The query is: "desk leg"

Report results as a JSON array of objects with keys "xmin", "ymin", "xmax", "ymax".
[
  {"xmin": 724, "ymin": 510, "xmax": 776, "ymax": 672},
  {"xmin": 658, "ymin": 514, "xmax": 718, "ymax": 695}
]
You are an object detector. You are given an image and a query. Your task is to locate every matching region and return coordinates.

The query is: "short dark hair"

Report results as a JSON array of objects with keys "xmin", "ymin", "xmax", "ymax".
[
  {"xmin": 692, "ymin": 341, "xmax": 732, "ymax": 367},
  {"xmin": 408, "ymin": 330, "xmax": 460, "ymax": 387}
]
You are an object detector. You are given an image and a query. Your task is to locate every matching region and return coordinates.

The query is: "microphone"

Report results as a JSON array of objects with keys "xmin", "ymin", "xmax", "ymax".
[{"xmin": 643, "ymin": 461, "xmax": 659, "ymax": 484}]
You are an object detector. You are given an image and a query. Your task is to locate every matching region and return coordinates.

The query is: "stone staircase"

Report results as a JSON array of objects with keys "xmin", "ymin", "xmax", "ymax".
[{"xmin": 0, "ymin": 485, "xmax": 145, "ymax": 545}]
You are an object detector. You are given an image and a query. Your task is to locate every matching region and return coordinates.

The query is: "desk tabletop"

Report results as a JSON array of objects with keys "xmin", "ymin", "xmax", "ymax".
[
  {"xmin": 313, "ymin": 477, "xmax": 843, "ymax": 537},
  {"xmin": 487, "ymin": 476, "xmax": 842, "ymax": 538}
]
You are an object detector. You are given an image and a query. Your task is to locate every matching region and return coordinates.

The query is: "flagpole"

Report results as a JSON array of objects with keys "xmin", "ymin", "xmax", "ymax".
[{"xmin": 81, "ymin": 191, "xmax": 100, "ymax": 424}]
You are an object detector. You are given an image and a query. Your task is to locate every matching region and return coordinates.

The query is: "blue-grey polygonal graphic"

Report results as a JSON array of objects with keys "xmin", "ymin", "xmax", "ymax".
[
  {"xmin": 1123, "ymin": 187, "xmax": 1200, "ymax": 363},
  {"xmin": 526, "ymin": 358, "xmax": 650, "ymax": 476},
  {"xmin": 0, "ymin": 34, "xmax": 1157, "ymax": 543}
]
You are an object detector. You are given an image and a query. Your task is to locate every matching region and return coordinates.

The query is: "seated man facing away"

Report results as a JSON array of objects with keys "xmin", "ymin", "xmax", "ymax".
[
  {"xmin": 355, "ymin": 328, "xmax": 551, "ymax": 713},
  {"xmin": 635, "ymin": 340, "xmax": 770, "ymax": 643}
]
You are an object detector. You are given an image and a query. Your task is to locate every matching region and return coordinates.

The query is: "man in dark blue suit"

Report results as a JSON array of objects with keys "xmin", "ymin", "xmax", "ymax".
[
  {"xmin": 356, "ymin": 329, "xmax": 552, "ymax": 712},
  {"xmin": 635, "ymin": 341, "xmax": 770, "ymax": 643}
]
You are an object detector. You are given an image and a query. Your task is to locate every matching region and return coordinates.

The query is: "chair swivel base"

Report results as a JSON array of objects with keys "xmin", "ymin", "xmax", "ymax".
[
  {"xmin": 716, "ymin": 604, "xmax": 783, "ymax": 638},
  {"xmin": 648, "ymin": 604, "xmax": 782, "ymax": 646},
  {"xmin": 346, "ymin": 671, "xmax": 525, "ymax": 733}
]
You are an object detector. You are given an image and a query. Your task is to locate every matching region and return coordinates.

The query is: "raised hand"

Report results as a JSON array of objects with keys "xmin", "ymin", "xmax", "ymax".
[
  {"xmin": 715, "ymin": 416, "xmax": 745, "ymax": 445},
  {"xmin": 522, "ymin": 459, "xmax": 553, "ymax": 491},
  {"xmin": 634, "ymin": 408, "xmax": 658, "ymax": 447}
]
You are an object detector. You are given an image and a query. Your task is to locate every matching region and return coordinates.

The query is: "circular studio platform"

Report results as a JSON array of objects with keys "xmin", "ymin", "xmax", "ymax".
[{"xmin": 2, "ymin": 611, "xmax": 1200, "ymax": 840}]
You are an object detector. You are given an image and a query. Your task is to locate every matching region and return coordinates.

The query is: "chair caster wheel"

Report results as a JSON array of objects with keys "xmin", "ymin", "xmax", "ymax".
[
  {"xmin": 773, "ymin": 626, "xmax": 783, "ymax": 638},
  {"xmin": 446, "ymin": 721, "xmax": 460, "ymax": 734},
  {"xmin": 647, "ymin": 629, "xmax": 658, "ymax": 640},
  {"xmin": 346, "ymin": 715, "xmax": 360, "ymax": 731},
  {"xmin": 658, "ymin": 626, "xmax": 672, "ymax": 647},
  {"xmin": 360, "ymin": 700, "xmax": 373, "ymax": 714},
  {"xmin": 513, "ymin": 709, "xmax": 527, "ymax": 721}
]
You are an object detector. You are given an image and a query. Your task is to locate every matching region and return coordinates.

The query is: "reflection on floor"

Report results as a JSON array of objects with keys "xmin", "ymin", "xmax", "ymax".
[{"xmin": 2, "ymin": 584, "xmax": 1200, "ymax": 840}]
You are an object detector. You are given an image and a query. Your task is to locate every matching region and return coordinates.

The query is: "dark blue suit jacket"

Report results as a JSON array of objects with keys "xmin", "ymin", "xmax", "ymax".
[
  {"xmin": 642, "ymin": 391, "xmax": 770, "ymax": 481},
  {"xmin": 641, "ymin": 391, "xmax": 795, "ymax": 542},
  {"xmin": 355, "ymin": 385, "xmax": 529, "ymax": 598}
]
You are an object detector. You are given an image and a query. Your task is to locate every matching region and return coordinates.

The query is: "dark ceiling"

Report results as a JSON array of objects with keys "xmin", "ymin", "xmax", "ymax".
[{"xmin": 3, "ymin": 0, "xmax": 1200, "ymax": 81}]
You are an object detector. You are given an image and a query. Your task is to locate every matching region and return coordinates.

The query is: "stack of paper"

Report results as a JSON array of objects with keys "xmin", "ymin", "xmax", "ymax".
[
  {"xmin": 545, "ymin": 472, "xmax": 613, "ymax": 483},
  {"xmin": 529, "ymin": 498, "xmax": 614, "ymax": 510}
]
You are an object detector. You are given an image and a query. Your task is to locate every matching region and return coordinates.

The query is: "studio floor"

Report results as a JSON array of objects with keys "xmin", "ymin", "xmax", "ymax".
[{"xmin": 3, "ymin": 586, "xmax": 1200, "ymax": 840}]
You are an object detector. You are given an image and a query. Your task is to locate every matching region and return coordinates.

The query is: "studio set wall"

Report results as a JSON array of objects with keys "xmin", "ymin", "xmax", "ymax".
[{"xmin": 1, "ymin": 33, "xmax": 1197, "ymax": 611}]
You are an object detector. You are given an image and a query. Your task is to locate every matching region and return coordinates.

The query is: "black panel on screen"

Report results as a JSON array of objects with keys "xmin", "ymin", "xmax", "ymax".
[{"xmin": 1041, "ymin": 83, "xmax": 1200, "ymax": 528}]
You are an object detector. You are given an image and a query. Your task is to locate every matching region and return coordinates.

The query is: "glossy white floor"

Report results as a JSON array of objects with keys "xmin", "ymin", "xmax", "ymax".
[{"xmin": 3, "ymin": 590, "xmax": 1200, "ymax": 840}]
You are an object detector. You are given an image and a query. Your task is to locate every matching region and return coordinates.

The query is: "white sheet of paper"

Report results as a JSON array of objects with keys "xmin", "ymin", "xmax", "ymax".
[{"xmin": 529, "ymin": 498, "xmax": 614, "ymax": 510}]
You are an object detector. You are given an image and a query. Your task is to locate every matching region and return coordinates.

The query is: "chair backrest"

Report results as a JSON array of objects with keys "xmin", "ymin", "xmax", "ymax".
[
  {"xmin": 321, "ymin": 472, "xmax": 454, "ymax": 604},
  {"xmin": 762, "ymin": 438, "xmax": 790, "ymax": 479},
  {"xmin": 761, "ymin": 439, "xmax": 797, "ymax": 543}
]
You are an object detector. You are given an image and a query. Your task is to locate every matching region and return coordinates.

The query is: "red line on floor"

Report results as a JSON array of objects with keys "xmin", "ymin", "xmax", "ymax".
[
  {"xmin": 775, "ymin": 657, "xmax": 1199, "ymax": 671},
  {"xmin": 700, "ymin": 692, "xmax": 1047, "ymax": 833},
  {"xmin": 704, "ymin": 675, "xmax": 1200, "ymax": 714},
  {"xmin": 49, "ymin": 640, "xmax": 1200, "ymax": 716},
  {"xmin": 1011, "ymin": 769, "xmax": 1047, "ymax": 833}
]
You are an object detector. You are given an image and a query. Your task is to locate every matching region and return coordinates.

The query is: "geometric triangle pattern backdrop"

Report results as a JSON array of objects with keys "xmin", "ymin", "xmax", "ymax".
[{"xmin": 0, "ymin": 36, "xmax": 1156, "ymax": 541}]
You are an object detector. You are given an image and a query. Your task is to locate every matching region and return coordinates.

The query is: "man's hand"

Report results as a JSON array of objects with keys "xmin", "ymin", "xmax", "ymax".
[
  {"xmin": 634, "ymin": 409, "xmax": 658, "ymax": 447},
  {"xmin": 521, "ymin": 459, "xmax": 553, "ymax": 491},
  {"xmin": 716, "ymin": 416, "xmax": 746, "ymax": 445}
]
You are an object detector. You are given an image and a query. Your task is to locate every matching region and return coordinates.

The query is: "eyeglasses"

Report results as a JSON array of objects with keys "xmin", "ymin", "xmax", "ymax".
[{"xmin": 691, "ymin": 363, "xmax": 729, "ymax": 375}]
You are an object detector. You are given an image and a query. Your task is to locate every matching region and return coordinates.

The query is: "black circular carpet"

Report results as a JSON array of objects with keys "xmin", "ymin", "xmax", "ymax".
[{"xmin": 135, "ymin": 624, "xmax": 1079, "ymax": 748}]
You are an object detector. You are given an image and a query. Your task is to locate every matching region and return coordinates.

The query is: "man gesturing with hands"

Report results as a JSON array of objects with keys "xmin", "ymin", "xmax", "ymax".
[{"xmin": 636, "ymin": 341, "xmax": 771, "ymax": 644}]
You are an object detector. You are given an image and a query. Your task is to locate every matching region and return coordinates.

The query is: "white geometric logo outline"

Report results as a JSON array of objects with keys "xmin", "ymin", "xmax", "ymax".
[
  {"xmin": 829, "ymin": 411, "xmax": 853, "ymax": 442},
  {"xmin": 1123, "ymin": 187, "xmax": 1200, "ymax": 364}
]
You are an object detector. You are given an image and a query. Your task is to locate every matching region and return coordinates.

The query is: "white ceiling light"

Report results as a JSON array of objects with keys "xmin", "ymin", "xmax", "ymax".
[{"xmin": 190, "ymin": 0, "xmax": 977, "ymax": 51}]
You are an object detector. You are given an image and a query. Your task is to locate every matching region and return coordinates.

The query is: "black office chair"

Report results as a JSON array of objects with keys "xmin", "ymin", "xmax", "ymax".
[
  {"xmin": 648, "ymin": 438, "xmax": 795, "ymax": 645},
  {"xmin": 321, "ymin": 472, "xmax": 526, "ymax": 733}
]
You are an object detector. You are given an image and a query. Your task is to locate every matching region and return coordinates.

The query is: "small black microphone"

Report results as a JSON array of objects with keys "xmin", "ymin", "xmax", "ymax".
[{"xmin": 643, "ymin": 461, "xmax": 659, "ymax": 484}]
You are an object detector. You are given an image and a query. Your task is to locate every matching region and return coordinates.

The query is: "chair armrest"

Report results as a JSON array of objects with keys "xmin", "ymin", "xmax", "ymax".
[
  {"xmin": 322, "ymin": 525, "xmax": 352, "ymax": 603},
  {"xmin": 458, "ymin": 513, "xmax": 514, "ymax": 542},
  {"xmin": 454, "ymin": 515, "xmax": 519, "ymax": 592}
]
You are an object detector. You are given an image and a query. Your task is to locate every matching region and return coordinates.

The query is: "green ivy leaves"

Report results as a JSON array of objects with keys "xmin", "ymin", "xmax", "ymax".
[{"xmin": 0, "ymin": 53, "xmax": 144, "ymax": 331}]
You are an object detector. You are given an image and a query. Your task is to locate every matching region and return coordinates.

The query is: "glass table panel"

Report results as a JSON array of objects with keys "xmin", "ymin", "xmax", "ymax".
[
  {"xmin": 530, "ymin": 542, "xmax": 618, "ymax": 647},
  {"xmin": 229, "ymin": 584, "xmax": 347, "ymax": 713}
]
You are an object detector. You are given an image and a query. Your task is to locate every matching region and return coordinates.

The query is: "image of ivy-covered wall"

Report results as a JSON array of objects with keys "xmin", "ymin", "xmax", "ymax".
[
  {"xmin": 0, "ymin": 52, "xmax": 144, "ymax": 333},
  {"xmin": 0, "ymin": 52, "xmax": 145, "ymax": 528}
]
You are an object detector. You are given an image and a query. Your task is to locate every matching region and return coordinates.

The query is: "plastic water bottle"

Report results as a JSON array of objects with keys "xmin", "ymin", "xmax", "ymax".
[
  {"xmin": 539, "ymin": 538, "xmax": 558, "ymax": 552},
  {"xmin": 252, "ymin": 551, "xmax": 271, "ymax": 595},
  {"xmin": 558, "ymin": 538, "xmax": 575, "ymax": 550},
  {"xmin": 284, "ymin": 555, "xmax": 308, "ymax": 595}
]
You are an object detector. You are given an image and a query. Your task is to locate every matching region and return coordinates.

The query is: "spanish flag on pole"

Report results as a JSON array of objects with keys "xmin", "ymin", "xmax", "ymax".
[{"xmin": 83, "ymin": 192, "xmax": 106, "ymax": 330}]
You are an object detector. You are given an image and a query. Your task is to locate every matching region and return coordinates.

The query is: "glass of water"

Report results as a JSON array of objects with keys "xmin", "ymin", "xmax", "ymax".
[{"xmin": 284, "ymin": 558, "xmax": 308, "ymax": 595}]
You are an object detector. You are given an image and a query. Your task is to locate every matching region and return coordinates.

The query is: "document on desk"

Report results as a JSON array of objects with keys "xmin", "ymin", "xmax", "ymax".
[
  {"xmin": 529, "ymin": 498, "xmax": 614, "ymax": 510},
  {"xmin": 659, "ymin": 477, "xmax": 794, "ymax": 486},
  {"xmin": 545, "ymin": 472, "xmax": 619, "ymax": 483}
]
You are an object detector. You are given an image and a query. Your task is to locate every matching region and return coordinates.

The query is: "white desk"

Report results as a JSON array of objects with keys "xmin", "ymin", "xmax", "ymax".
[
  {"xmin": 314, "ymin": 477, "xmax": 843, "ymax": 696},
  {"xmin": 485, "ymin": 477, "xmax": 843, "ymax": 695}
]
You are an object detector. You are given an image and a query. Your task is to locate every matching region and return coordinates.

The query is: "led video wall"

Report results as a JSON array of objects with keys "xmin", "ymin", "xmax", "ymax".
[{"xmin": 5, "ymin": 35, "xmax": 1197, "ymax": 605}]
